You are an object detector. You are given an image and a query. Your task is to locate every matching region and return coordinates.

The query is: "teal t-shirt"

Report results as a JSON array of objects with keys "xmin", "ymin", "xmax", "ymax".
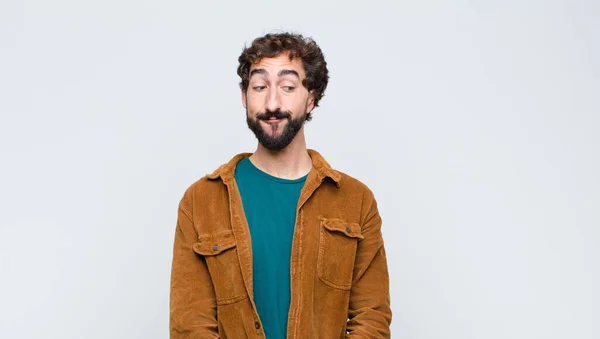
[{"xmin": 234, "ymin": 157, "xmax": 307, "ymax": 339}]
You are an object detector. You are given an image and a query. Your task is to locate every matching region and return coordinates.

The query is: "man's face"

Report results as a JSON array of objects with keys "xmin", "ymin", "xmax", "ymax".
[{"xmin": 242, "ymin": 52, "xmax": 315, "ymax": 151}]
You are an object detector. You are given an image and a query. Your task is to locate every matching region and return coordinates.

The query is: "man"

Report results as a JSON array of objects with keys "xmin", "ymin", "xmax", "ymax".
[{"xmin": 170, "ymin": 32, "xmax": 391, "ymax": 338}]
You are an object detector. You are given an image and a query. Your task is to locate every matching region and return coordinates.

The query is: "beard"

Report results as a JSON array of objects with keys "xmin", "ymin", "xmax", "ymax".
[{"xmin": 246, "ymin": 109, "xmax": 307, "ymax": 151}]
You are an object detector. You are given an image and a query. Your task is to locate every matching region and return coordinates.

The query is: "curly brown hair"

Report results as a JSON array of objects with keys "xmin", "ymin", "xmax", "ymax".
[{"xmin": 237, "ymin": 32, "xmax": 329, "ymax": 121}]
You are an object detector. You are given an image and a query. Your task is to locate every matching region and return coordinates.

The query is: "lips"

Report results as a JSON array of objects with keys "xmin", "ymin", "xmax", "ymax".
[
  {"xmin": 256, "ymin": 111, "xmax": 291, "ymax": 122},
  {"xmin": 262, "ymin": 117, "xmax": 284, "ymax": 123}
]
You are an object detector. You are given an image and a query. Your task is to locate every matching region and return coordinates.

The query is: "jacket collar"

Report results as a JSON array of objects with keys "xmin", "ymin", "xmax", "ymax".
[{"xmin": 206, "ymin": 149, "xmax": 341, "ymax": 187}]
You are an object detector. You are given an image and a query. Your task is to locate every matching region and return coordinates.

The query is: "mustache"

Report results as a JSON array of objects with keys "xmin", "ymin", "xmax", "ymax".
[{"xmin": 256, "ymin": 110, "xmax": 292, "ymax": 120}]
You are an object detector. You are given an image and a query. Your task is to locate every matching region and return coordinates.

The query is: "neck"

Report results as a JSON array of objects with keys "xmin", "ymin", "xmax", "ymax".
[{"xmin": 249, "ymin": 130, "xmax": 312, "ymax": 180}]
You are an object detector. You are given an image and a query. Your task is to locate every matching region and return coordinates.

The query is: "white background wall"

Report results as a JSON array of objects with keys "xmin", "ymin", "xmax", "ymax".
[{"xmin": 1, "ymin": 0, "xmax": 598, "ymax": 338}]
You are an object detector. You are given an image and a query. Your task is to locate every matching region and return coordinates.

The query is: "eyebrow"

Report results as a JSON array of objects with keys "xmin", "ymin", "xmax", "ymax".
[{"xmin": 249, "ymin": 68, "xmax": 300, "ymax": 79}]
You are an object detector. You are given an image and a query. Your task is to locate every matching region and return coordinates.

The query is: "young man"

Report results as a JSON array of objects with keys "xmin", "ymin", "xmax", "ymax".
[{"xmin": 170, "ymin": 32, "xmax": 392, "ymax": 338}]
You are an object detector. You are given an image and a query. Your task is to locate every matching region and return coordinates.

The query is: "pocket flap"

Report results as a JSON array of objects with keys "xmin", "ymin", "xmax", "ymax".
[
  {"xmin": 193, "ymin": 230, "xmax": 237, "ymax": 255},
  {"xmin": 321, "ymin": 218, "xmax": 364, "ymax": 240}
]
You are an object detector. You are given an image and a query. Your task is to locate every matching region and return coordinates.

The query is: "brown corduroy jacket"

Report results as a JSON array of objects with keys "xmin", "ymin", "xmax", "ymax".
[{"xmin": 169, "ymin": 149, "xmax": 392, "ymax": 338}]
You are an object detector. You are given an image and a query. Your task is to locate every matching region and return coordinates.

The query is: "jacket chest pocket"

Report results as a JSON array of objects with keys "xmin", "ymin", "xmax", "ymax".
[
  {"xmin": 317, "ymin": 218, "xmax": 364, "ymax": 290},
  {"xmin": 193, "ymin": 230, "xmax": 248, "ymax": 305}
]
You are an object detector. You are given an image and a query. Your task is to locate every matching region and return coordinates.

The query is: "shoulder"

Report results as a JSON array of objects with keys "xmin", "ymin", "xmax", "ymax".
[
  {"xmin": 178, "ymin": 154, "xmax": 245, "ymax": 207},
  {"xmin": 330, "ymin": 169, "xmax": 378, "ymax": 207},
  {"xmin": 337, "ymin": 170, "xmax": 371, "ymax": 192},
  {"xmin": 309, "ymin": 148, "xmax": 377, "ymax": 202}
]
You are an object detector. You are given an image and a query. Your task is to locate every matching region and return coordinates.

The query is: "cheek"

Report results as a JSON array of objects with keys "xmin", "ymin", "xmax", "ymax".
[
  {"xmin": 287, "ymin": 96, "xmax": 309, "ymax": 111},
  {"xmin": 245, "ymin": 95, "xmax": 263, "ymax": 112}
]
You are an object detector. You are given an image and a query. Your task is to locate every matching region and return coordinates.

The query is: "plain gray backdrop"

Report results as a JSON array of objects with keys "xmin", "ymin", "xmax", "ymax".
[{"xmin": 1, "ymin": 0, "xmax": 598, "ymax": 338}]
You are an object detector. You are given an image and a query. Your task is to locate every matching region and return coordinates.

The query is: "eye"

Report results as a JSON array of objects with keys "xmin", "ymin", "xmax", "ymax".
[
  {"xmin": 252, "ymin": 85, "xmax": 266, "ymax": 92},
  {"xmin": 282, "ymin": 86, "xmax": 295, "ymax": 92}
]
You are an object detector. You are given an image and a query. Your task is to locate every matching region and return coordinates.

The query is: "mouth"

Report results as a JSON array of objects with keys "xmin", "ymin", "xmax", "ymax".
[{"xmin": 262, "ymin": 117, "xmax": 285, "ymax": 124}]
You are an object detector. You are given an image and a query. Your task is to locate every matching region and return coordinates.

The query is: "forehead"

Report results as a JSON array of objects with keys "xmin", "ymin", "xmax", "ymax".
[{"xmin": 249, "ymin": 53, "xmax": 305, "ymax": 77}]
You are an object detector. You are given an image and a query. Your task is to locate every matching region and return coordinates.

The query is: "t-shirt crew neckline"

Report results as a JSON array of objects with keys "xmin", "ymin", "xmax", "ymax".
[{"xmin": 243, "ymin": 157, "xmax": 309, "ymax": 184}]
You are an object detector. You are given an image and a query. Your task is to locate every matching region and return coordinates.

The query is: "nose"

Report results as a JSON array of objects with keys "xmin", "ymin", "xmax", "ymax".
[{"xmin": 265, "ymin": 87, "xmax": 281, "ymax": 112}]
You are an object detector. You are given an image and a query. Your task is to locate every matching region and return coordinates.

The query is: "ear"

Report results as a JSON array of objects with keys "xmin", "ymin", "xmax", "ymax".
[
  {"xmin": 241, "ymin": 87, "xmax": 247, "ymax": 109},
  {"xmin": 306, "ymin": 90, "xmax": 315, "ymax": 113}
]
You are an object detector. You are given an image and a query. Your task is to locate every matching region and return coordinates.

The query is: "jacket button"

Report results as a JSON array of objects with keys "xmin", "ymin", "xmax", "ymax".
[
  {"xmin": 212, "ymin": 244, "xmax": 219, "ymax": 251},
  {"xmin": 346, "ymin": 227, "xmax": 351, "ymax": 233},
  {"xmin": 255, "ymin": 322, "xmax": 261, "ymax": 329}
]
